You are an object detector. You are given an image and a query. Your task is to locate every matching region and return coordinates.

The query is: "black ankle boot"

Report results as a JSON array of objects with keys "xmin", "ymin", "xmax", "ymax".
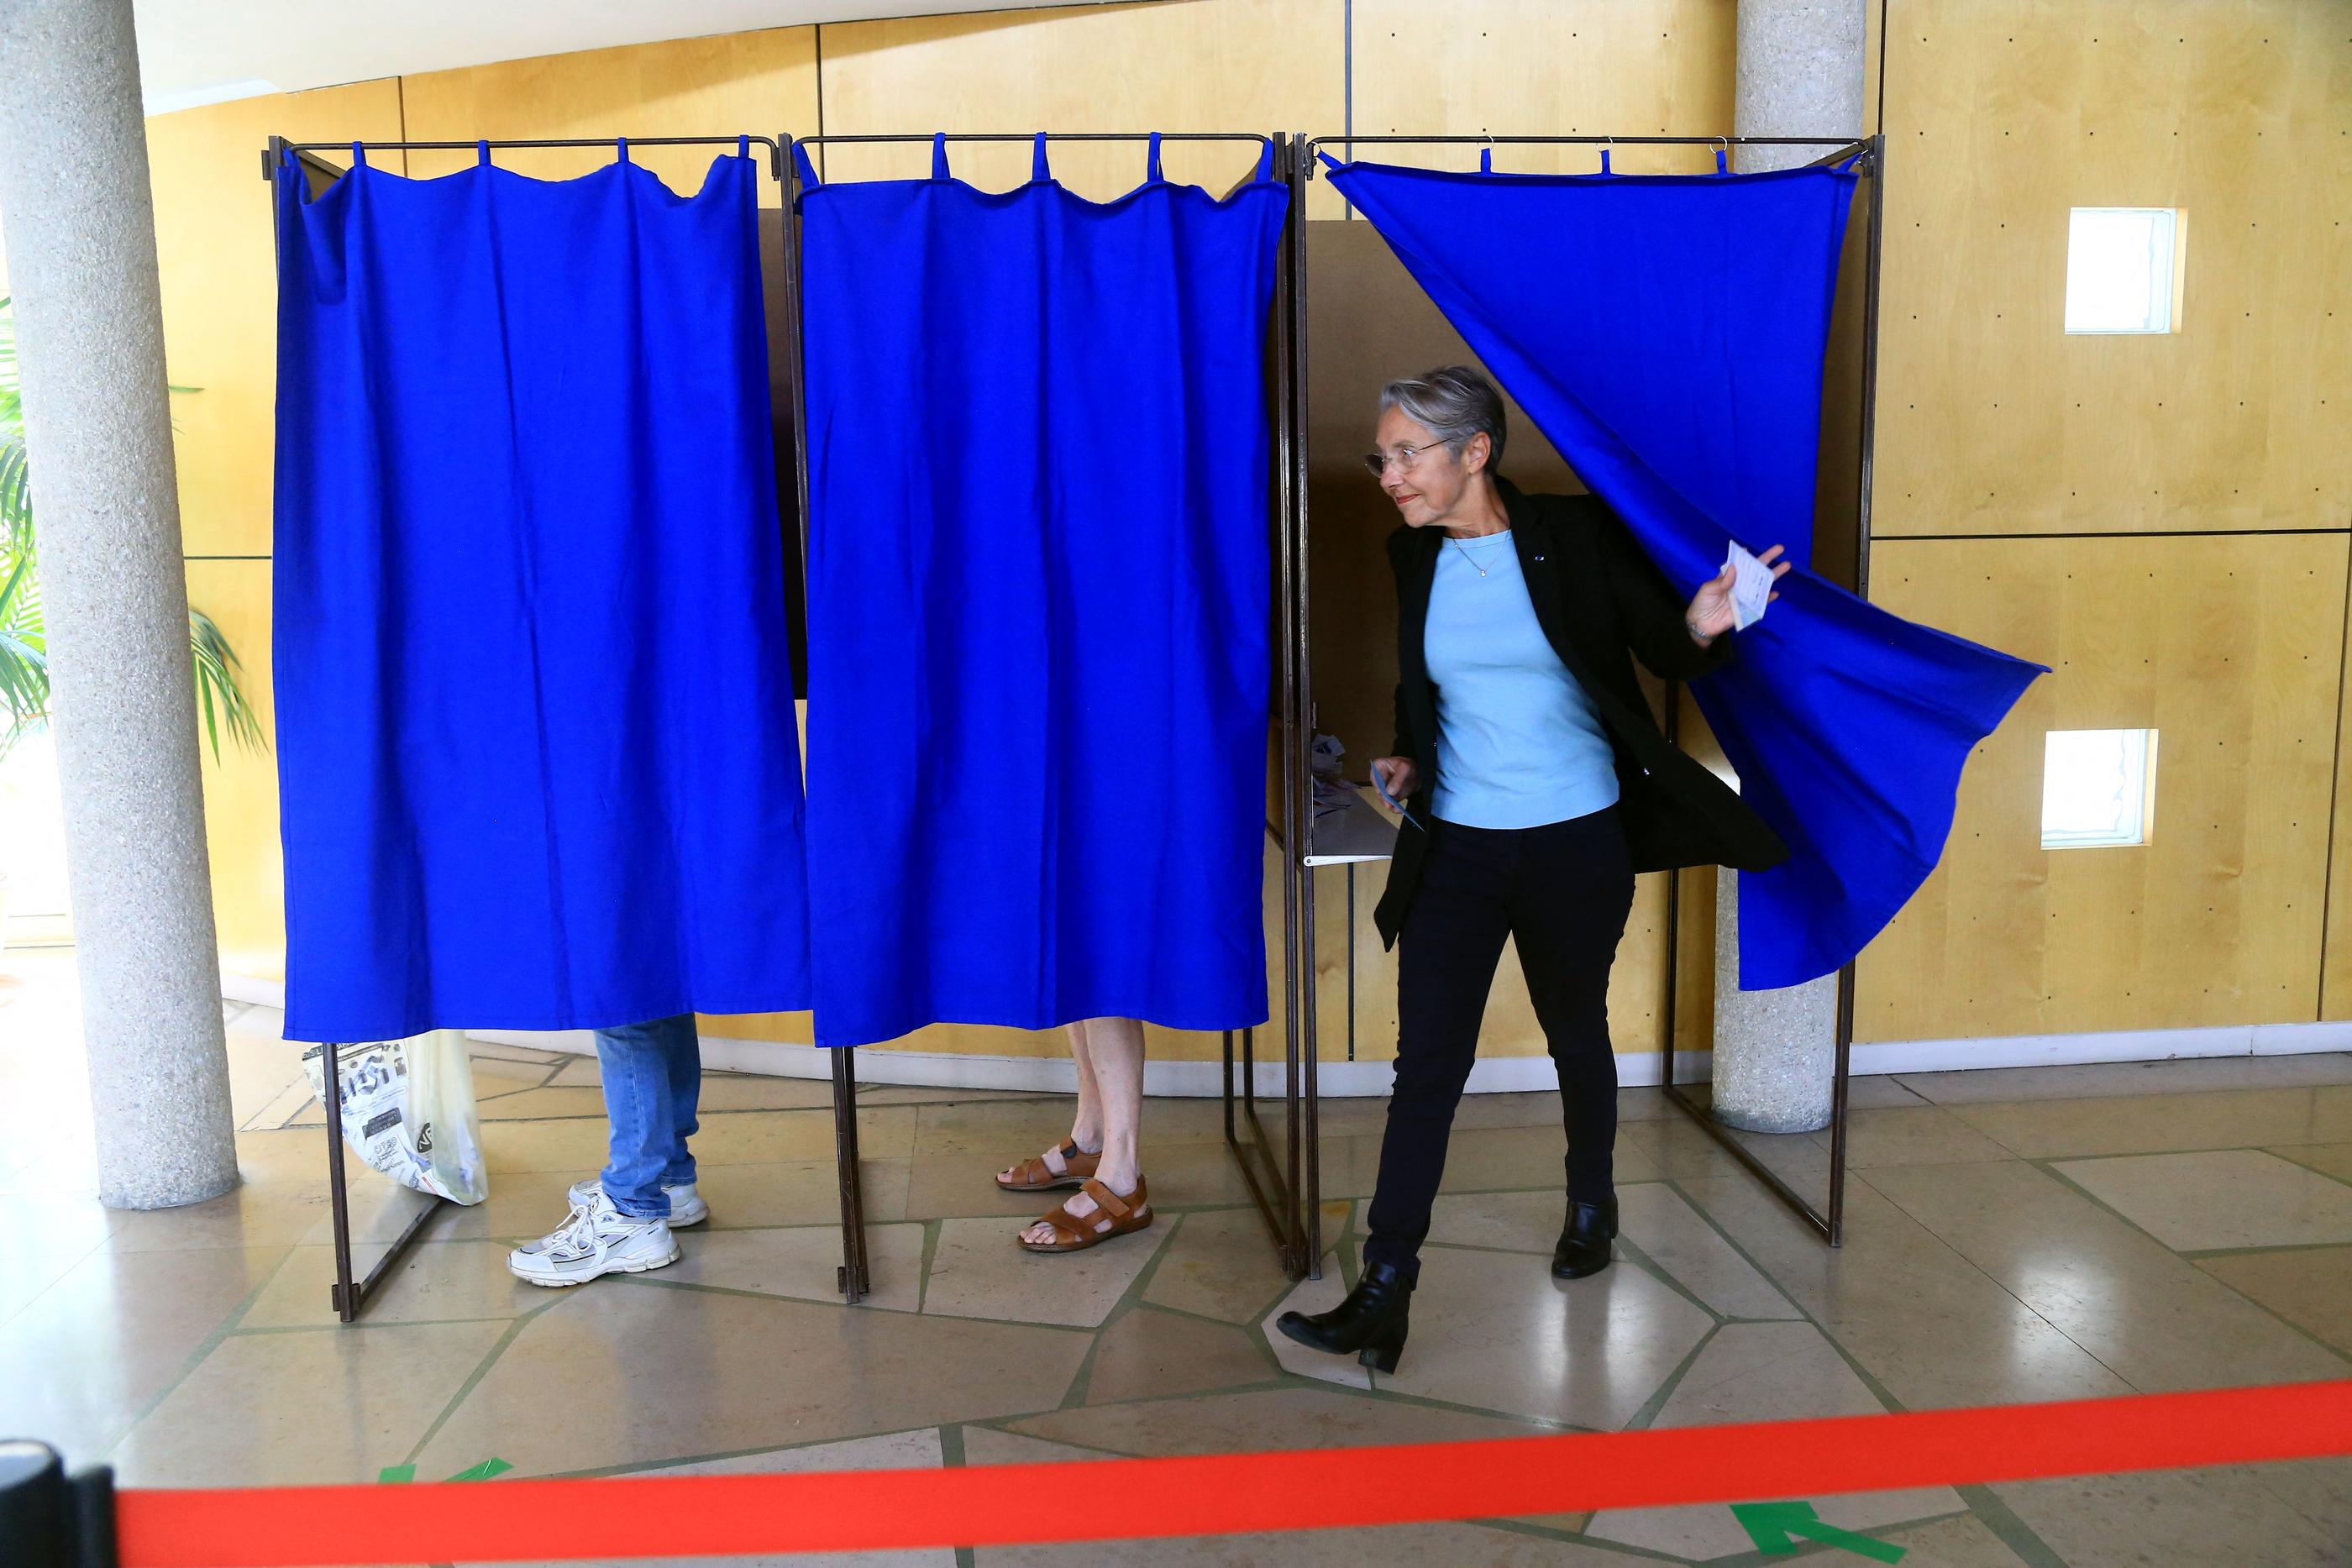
[
  {"xmin": 1551, "ymin": 1195, "xmax": 1619, "ymax": 1280},
  {"xmin": 1275, "ymin": 1261, "xmax": 1414, "ymax": 1372}
]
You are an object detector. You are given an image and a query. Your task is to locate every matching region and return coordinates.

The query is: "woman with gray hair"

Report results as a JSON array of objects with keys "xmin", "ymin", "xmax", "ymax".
[{"xmin": 1278, "ymin": 365, "xmax": 1792, "ymax": 1372}]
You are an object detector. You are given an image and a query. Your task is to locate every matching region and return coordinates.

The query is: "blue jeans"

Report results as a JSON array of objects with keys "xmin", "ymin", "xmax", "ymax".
[{"xmin": 594, "ymin": 1015, "xmax": 701, "ymax": 1219}]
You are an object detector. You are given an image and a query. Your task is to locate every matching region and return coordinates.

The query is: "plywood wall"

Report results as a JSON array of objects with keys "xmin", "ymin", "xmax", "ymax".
[
  {"xmin": 1872, "ymin": 0, "xmax": 2352, "ymax": 541},
  {"xmin": 1856, "ymin": 0, "xmax": 2352, "ymax": 1046},
  {"xmin": 1861, "ymin": 532, "xmax": 2344, "ymax": 1041}
]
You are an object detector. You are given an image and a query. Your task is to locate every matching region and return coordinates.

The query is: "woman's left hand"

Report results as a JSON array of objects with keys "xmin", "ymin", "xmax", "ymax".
[{"xmin": 1685, "ymin": 544, "xmax": 1792, "ymax": 643}]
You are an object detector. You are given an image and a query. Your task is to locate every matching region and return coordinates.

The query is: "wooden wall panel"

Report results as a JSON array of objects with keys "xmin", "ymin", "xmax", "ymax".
[
  {"xmin": 817, "ymin": 1, "xmax": 1345, "ymax": 213},
  {"xmin": 183, "ymin": 559, "xmax": 284, "ymax": 983},
  {"xmin": 1873, "ymin": 0, "xmax": 2352, "ymax": 538},
  {"xmin": 1857, "ymin": 532, "xmax": 2344, "ymax": 1041},
  {"xmin": 399, "ymin": 29, "xmax": 818, "ymax": 202},
  {"xmin": 1349, "ymin": 0, "xmax": 1735, "ymax": 177},
  {"xmin": 145, "ymin": 80, "xmax": 407, "ymax": 559}
]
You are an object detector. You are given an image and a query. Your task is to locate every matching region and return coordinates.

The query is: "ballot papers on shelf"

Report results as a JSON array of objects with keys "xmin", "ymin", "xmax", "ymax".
[{"xmin": 1305, "ymin": 780, "xmax": 1403, "ymax": 866}]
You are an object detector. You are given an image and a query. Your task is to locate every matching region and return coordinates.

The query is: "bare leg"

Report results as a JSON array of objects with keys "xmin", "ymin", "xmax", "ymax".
[
  {"xmin": 1066, "ymin": 1020, "xmax": 1105, "ymax": 1153},
  {"xmin": 999, "ymin": 1021, "xmax": 1103, "ymax": 1188},
  {"xmin": 1021, "ymin": 1016, "xmax": 1145, "ymax": 1246}
]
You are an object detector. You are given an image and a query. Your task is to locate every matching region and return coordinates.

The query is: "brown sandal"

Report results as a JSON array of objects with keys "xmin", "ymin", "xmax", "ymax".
[
  {"xmin": 1019, "ymin": 1177, "xmax": 1152, "ymax": 1253},
  {"xmin": 996, "ymin": 1140, "xmax": 1100, "ymax": 1193}
]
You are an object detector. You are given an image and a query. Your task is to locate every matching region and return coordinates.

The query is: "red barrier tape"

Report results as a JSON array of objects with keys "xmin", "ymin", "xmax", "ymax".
[{"xmin": 116, "ymin": 1378, "xmax": 2352, "ymax": 1565}]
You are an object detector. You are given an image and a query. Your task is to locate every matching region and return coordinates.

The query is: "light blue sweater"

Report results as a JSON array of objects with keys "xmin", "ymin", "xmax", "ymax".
[{"xmin": 1424, "ymin": 530, "xmax": 1620, "ymax": 830}]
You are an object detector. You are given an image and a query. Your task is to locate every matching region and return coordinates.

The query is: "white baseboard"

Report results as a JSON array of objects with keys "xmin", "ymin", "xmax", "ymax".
[{"xmin": 237, "ymin": 969, "xmax": 2351, "ymax": 1095}]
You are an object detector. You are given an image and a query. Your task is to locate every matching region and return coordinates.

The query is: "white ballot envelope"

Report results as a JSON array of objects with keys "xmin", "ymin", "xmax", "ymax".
[{"xmin": 1723, "ymin": 541, "xmax": 1774, "ymax": 632}]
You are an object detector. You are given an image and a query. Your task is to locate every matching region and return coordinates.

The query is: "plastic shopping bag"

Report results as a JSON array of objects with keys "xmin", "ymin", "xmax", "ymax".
[{"xmin": 302, "ymin": 1030, "xmax": 488, "ymax": 1204}]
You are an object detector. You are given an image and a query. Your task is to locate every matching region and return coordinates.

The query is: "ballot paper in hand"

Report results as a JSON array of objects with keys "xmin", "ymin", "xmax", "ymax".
[{"xmin": 1723, "ymin": 541, "xmax": 1775, "ymax": 632}]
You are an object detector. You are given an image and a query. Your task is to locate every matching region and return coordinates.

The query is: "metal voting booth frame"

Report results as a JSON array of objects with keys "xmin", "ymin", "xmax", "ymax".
[
  {"xmin": 267, "ymin": 124, "xmax": 1877, "ymax": 1321},
  {"xmin": 1256, "ymin": 129, "xmax": 1891, "ymax": 1272},
  {"xmin": 259, "ymin": 132, "xmax": 860, "ymax": 1322}
]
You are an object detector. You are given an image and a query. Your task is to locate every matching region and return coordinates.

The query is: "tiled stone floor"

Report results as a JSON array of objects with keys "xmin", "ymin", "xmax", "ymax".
[{"xmin": 3, "ymin": 946, "xmax": 2350, "ymax": 1565}]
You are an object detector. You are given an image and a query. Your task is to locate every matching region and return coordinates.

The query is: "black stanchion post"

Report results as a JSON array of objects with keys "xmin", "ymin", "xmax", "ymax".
[{"xmin": 0, "ymin": 1441, "xmax": 116, "ymax": 1568}]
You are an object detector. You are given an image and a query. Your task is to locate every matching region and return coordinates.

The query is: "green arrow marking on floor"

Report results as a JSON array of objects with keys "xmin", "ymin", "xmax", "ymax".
[
  {"xmin": 1733, "ymin": 1502, "xmax": 1908, "ymax": 1562},
  {"xmin": 445, "ymin": 1457, "xmax": 513, "ymax": 1481},
  {"xmin": 378, "ymin": 1458, "xmax": 508, "ymax": 1483}
]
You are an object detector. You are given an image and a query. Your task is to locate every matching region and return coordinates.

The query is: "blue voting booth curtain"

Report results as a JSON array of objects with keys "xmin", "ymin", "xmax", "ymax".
[
  {"xmin": 1327, "ymin": 155, "xmax": 2045, "ymax": 989},
  {"xmin": 273, "ymin": 143, "xmax": 811, "ymax": 1041},
  {"xmin": 798, "ymin": 135, "xmax": 1285, "ymax": 1046}
]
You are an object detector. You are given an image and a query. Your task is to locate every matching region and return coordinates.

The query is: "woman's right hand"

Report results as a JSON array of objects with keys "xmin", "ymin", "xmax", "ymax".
[{"xmin": 1371, "ymin": 756, "xmax": 1418, "ymax": 805}]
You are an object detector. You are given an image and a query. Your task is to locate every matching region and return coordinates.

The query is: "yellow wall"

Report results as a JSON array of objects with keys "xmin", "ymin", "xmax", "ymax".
[
  {"xmin": 142, "ymin": 0, "xmax": 2352, "ymax": 1062},
  {"xmin": 1852, "ymin": 0, "xmax": 2352, "ymax": 1042}
]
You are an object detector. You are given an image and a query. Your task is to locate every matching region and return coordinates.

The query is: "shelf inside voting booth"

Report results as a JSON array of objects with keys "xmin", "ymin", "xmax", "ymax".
[{"xmin": 1283, "ymin": 132, "xmax": 1885, "ymax": 1257}]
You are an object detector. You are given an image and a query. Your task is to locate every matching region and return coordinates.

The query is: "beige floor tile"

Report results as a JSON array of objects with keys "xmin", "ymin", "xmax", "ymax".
[
  {"xmin": 0, "ymin": 1240, "xmax": 96, "ymax": 1328},
  {"xmin": 2268, "ymin": 1141, "xmax": 2352, "ymax": 1184},
  {"xmin": 1004, "ymin": 1384, "xmax": 1562, "ymax": 1457},
  {"xmin": 1842, "ymin": 1075, "xmax": 1932, "ymax": 1109},
  {"xmin": 1900, "ymin": 1052, "xmax": 2352, "ymax": 1105},
  {"xmin": 1866, "ymin": 1160, "xmax": 2350, "ymax": 1391},
  {"xmin": 0, "ymin": 1244, "xmax": 285, "ymax": 1463},
  {"xmin": 1617, "ymin": 1114, "xmax": 1828, "ymax": 1187},
  {"xmin": 1679, "ymin": 1172, "xmax": 2132, "ymax": 1411},
  {"xmin": 979, "ymin": 1521, "xmax": 1650, "ymax": 1566},
  {"xmin": 1857, "ymin": 1512, "xmax": 2034, "ymax": 1566},
  {"xmin": 959, "ymin": 1427, "xmax": 1115, "ymax": 1466},
  {"xmin": 2054, "ymin": 1148, "xmax": 2352, "ymax": 1251},
  {"xmin": 441, "ymin": 1159, "xmax": 914, "ymax": 1240},
  {"xmin": 112, "ymin": 1317, "xmax": 507, "ymax": 1486},
  {"xmin": 693, "ymin": 1075, "xmax": 844, "ymax": 1113},
  {"xmin": 1082, "ymin": 1305, "xmax": 1278, "ymax": 1404},
  {"xmin": 106, "ymin": 1178, "xmax": 339, "ymax": 1252},
  {"xmin": 1261, "ymin": 1264, "xmax": 1373, "ymax": 1390},
  {"xmin": 243, "ymin": 1240, "xmax": 542, "ymax": 1328},
  {"xmin": 906, "ymin": 1141, "xmax": 1255, "ymax": 1219},
  {"xmin": 1617, "ymin": 1184, "xmax": 1800, "ymax": 1319},
  {"xmin": 2244, "ymin": 1455, "xmax": 2352, "ymax": 1544},
  {"xmin": 1366, "ymin": 1242, "xmax": 1714, "ymax": 1428},
  {"xmin": 1415, "ymin": 1183, "xmax": 1796, "ymax": 1319},
  {"xmin": 475, "ymin": 1086, "xmax": 612, "ymax": 1120},
  {"xmin": 222, "ymin": 1030, "xmax": 308, "ymax": 1125},
  {"xmin": 293, "ymin": 1174, "xmax": 445, "ymax": 1248},
  {"xmin": 415, "ymin": 1286, "xmax": 1090, "ymax": 1476},
  {"xmin": 699, "ymin": 1156, "xmax": 914, "ymax": 1228},
  {"xmin": 915, "ymin": 1096, "xmax": 1231, "ymax": 1160},
  {"xmin": 663, "ymin": 1221, "xmax": 925, "ymax": 1314},
  {"xmin": 2195, "ymin": 1245, "xmax": 2352, "ymax": 1354},
  {"xmin": 463, "ymin": 1429, "xmax": 954, "ymax": 1568},
  {"xmin": 1947, "ymin": 1085, "xmax": 2352, "ymax": 1159},
  {"xmin": 549, "ymin": 1055, "xmax": 603, "ymax": 1087},
  {"xmin": 1143, "ymin": 1203, "xmax": 1350, "ymax": 1324},
  {"xmin": 1997, "ymin": 1463, "xmax": 2352, "ymax": 1568},
  {"xmin": 1586, "ymin": 1322, "xmax": 1960, "ymax": 1559},
  {"xmin": 924, "ymin": 1213, "xmax": 1172, "ymax": 1329},
  {"xmin": 1809, "ymin": 1104, "xmax": 2017, "ymax": 1167},
  {"xmin": 478, "ymin": 1106, "xmax": 916, "ymax": 1174},
  {"xmin": 238, "ymin": 1078, "xmax": 318, "ymax": 1132}
]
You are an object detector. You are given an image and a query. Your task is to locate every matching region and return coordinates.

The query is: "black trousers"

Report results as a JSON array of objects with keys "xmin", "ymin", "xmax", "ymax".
[{"xmin": 1362, "ymin": 808, "xmax": 1636, "ymax": 1283}]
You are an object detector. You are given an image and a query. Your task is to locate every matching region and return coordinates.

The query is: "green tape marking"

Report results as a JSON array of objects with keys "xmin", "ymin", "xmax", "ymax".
[{"xmin": 1733, "ymin": 1501, "xmax": 1908, "ymax": 1562}]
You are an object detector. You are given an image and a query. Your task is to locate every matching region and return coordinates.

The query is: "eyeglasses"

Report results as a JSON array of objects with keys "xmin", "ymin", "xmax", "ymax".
[{"xmin": 1361, "ymin": 442, "xmax": 1451, "ymax": 479}]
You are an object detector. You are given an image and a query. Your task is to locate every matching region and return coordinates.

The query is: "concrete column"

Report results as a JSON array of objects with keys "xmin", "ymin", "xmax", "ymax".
[
  {"xmin": 1733, "ymin": 0, "xmax": 1868, "ymax": 173},
  {"xmin": 1711, "ymin": 1, "xmax": 1864, "ymax": 1133},
  {"xmin": 0, "ymin": 0, "xmax": 239, "ymax": 1207}
]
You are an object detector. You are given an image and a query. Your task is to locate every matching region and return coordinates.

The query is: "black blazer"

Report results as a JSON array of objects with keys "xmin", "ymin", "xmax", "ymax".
[{"xmin": 1374, "ymin": 479, "xmax": 1789, "ymax": 947}]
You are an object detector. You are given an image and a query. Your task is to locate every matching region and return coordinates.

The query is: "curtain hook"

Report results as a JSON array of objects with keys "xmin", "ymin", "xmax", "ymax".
[
  {"xmin": 1599, "ymin": 135, "xmax": 1612, "ymax": 176},
  {"xmin": 1479, "ymin": 130, "xmax": 1493, "ymax": 176},
  {"xmin": 1714, "ymin": 135, "xmax": 1730, "ymax": 174}
]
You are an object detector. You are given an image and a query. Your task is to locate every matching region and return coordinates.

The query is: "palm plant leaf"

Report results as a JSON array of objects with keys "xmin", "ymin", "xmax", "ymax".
[{"xmin": 189, "ymin": 606, "xmax": 264, "ymax": 762}]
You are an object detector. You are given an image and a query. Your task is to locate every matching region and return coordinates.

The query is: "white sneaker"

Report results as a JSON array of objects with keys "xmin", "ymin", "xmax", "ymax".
[
  {"xmin": 508, "ymin": 1187, "xmax": 680, "ymax": 1287},
  {"xmin": 565, "ymin": 1176, "xmax": 709, "ymax": 1228}
]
